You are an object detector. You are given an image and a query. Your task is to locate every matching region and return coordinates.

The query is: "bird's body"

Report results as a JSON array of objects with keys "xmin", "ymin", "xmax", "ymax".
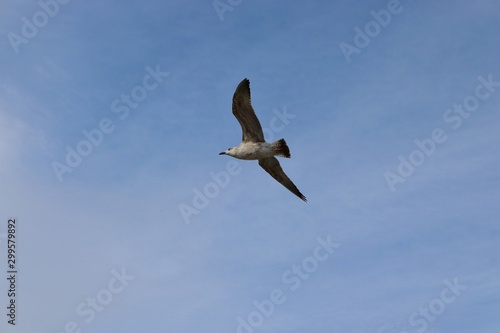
[
  {"xmin": 219, "ymin": 78, "xmax": 307, "ymax": 202},
  {"xmin": 221, "ymin": 139, "xmax": 289, "ymax": 160},
  {"xmin": 224, "ymin": 142, "xmax": 274, "ymax": 160}
]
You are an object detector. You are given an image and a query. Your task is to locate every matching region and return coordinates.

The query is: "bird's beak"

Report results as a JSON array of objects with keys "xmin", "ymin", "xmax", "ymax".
[{"xmin": 219, "ymin": 152, "xmax": 226, "ymax": 155}]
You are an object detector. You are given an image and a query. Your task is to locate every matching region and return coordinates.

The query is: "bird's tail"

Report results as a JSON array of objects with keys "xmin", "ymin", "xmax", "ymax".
[{"xmin": 272, "ymin": 138, "xmax": 291, "ymax": 158}]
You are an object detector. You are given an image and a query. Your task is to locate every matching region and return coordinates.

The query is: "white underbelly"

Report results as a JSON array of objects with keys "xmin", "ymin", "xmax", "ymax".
[{"xmin": 236, "ymin": 143, "xmax": 274, "ymax": 160}]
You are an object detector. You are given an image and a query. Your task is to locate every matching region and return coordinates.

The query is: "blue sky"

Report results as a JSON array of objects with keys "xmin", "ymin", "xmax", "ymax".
[{"xmin": 0, "ymin": 0, "xmax": 499, "ymax": 332}]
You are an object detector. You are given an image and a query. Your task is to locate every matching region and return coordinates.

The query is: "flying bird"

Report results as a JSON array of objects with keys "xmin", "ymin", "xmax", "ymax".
[{"xmin": 219, "ymin": 78, "xmax": 307, "ymax": 202}]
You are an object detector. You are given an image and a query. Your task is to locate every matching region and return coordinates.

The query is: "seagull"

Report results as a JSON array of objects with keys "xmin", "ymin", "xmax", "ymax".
[{"xmin": 219, "ymin": 78, "xmax": 307, "ymax": 202}]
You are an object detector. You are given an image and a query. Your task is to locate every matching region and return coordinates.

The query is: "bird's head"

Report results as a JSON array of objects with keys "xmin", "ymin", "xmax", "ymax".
[{"xmin": 219, "ymin": 147, "xmax": 235, "ymax": 157}]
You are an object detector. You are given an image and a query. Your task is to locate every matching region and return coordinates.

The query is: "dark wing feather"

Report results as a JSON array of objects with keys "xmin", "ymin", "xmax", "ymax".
[
  {"xmin": 232, "ymin": 78, "xmax": 265, "ymax": 143},
  {"xmin": 259, "ymin": 157, "xmax": 307, "ymax": 202}
]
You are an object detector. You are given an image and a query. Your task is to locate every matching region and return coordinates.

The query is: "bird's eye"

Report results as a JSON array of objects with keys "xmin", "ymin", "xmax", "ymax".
[{"xmin": 228, "ymin": 148, "xmax": 232, "ymax": 150}]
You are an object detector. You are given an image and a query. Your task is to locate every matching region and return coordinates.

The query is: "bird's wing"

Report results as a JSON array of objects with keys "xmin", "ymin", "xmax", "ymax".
[
  {"xmin": 232, "ymin": 78, "xmax": 265, "ymax": 143},
  {"xmin": 259, "ymin": 157, "xmax": 307, "ymax": 202}
]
